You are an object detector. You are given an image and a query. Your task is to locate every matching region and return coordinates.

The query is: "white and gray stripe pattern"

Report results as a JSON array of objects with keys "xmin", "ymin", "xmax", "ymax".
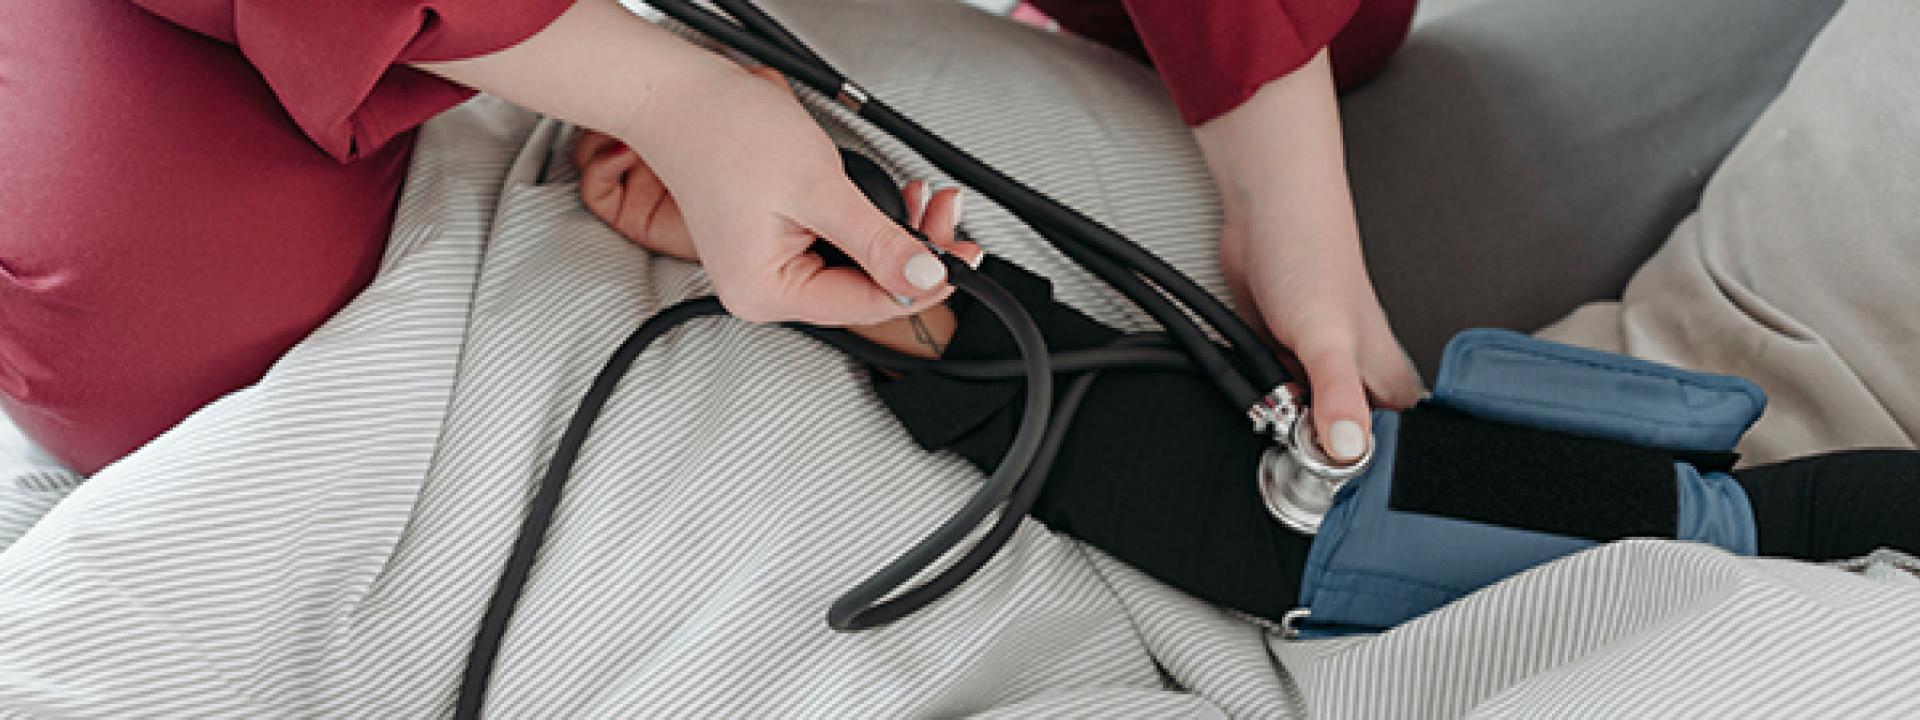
[{"xmin": 2, "ymin": 0, "xmax": 1918, "ymax": 717}]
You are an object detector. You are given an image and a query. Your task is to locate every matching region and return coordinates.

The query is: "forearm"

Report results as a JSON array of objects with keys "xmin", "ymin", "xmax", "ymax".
[
  {"xmin": 1193, "ymin": 51, "xmax": 1367, "ymax": 272},
  {"xmin": 413, "ymin": 0, "xmax": 735, "ymax": 147},
  {"xmin": 1190, "ymin": 47, "xmax": 1374, "ymax": 320}
]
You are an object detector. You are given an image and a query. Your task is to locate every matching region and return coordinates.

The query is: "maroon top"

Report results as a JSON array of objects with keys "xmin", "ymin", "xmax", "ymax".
[
  {"xmin": 1029, "ymin": 0, "xmax": 1418, "ymax": 124},
  {"xmin": 0, "ymin": 0, "xmax": 569, "ymax": 473},
  {"xmin": 0, "ymin": 0, "xmax": 1410, "ymax": 474}
]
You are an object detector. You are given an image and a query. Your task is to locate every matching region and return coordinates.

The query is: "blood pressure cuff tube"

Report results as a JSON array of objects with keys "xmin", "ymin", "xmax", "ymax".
[{"xmin": 1295, "ymin": 329, "xmax": 1768, "ymax": 636}]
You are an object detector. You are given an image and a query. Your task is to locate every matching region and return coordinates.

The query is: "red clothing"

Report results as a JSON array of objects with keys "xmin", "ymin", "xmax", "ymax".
[
  {"xmin": 1, "ymin": 0, "xmax": 1407, "ymax": 474},
  {"xmin": 1028, "ymin": 0, "xmax": 1418, "ymax": 124},
  {"xmin": 0, "ymin": 0, "xmax": 569, "ymax": 473}
]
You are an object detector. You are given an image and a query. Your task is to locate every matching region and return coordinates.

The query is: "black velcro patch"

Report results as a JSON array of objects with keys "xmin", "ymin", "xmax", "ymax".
[{"xmin": 1387, "ymin": 404, "xmax": 1678, "ymax": 541}]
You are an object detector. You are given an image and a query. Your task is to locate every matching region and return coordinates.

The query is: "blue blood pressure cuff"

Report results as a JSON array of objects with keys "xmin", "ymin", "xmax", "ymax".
[{"xmin": 1294, "ymin": 329, "xmax": 1767, "ymax": 636}]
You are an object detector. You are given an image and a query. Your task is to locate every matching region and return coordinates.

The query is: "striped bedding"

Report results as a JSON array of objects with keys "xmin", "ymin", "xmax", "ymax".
[{"xmin": 3, "ymin": 0, "xmax": 1917, "ymax": 716}]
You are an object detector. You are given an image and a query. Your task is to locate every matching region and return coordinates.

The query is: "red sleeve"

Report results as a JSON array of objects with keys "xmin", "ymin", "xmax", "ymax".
[
  {"xmin": 130, "ymin": 0, "xmax": 574, "ymax": 161},
  {"xmin": 1121, "ymin": 0, "xmax": 1363, "ymax": 126}
]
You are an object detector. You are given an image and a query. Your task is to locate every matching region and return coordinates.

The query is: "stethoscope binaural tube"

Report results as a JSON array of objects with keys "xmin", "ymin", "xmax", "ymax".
[
  {"xmin": 455, "ymin": 2, "xmax": 1314, "ymax": 716},
  {"xmin": 659, "ymin": 0, "xmax": 1291, "ymax": 411},
  {"xmin": 456, "ymin": 190, "xmax": 1060, "ymax": 719},
  {"xmin": 823, "ymin": 253, "xmax": 1053, "ymax": 631},
  {"xmin": 455, "ymin": 257, "xmax": 1059, "ymax": 717}
]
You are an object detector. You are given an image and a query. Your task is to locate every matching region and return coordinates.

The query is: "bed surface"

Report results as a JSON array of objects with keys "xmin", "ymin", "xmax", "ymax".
[{"xmin": 3, "ymin": 0, "xmax": 1916, "ymax": 716}]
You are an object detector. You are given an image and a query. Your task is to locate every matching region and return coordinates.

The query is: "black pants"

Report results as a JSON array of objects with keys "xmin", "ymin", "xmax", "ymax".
[{"xmin": 874, "ymin": 258, "xmax": 1920, "ymax": 624}]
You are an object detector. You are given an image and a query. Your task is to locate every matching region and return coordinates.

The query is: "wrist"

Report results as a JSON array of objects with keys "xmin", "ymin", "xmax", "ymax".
[{"xmin": 614, "ymin": 47, "xmax": 740, "ymax": 150}]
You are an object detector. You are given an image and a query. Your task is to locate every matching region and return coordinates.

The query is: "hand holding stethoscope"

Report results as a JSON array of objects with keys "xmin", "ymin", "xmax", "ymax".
[
  {"xmin": 567, "ymin": 66, "xmax": 984, "ymax": 292},
  {"xmin": 420, "ymin": 0, "xmax": 979, "ymax": 329}
]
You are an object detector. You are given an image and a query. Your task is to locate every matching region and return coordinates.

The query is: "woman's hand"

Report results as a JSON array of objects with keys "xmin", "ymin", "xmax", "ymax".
[
  {"xmin": 570, "ymin": 66, "xmax": 978, "ymax": 335},
  {"xmin": 1195, "ymin": 51, "xmax": 1422, "ymax": 462},
  {"xmin": 418, "ymin": 0, "xmax": 975, "ymax": 326},
  {"xmin": 618, "ymin": 64, "xmax": 979, "ymax": 325}
]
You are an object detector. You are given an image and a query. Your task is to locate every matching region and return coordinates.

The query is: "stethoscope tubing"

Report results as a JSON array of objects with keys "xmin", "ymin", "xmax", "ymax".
[
  {"xmin": 667, "ymin": 0, "xmax": 1288, "ymax": 405},
  {"xmin": 456, "ymin": 2, "xmax": 1295, "ymax": 715}
]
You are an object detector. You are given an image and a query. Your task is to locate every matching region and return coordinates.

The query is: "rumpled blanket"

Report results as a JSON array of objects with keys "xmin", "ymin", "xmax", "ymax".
[{"xmin": 1, "ymin": 0, "xmax": 1915, "ymax": 717}]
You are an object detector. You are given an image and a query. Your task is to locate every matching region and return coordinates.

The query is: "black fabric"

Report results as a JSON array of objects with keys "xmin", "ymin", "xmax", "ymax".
[
  {"xmin": 871, "ymin": 257, "xmax": 1049, "ymax": 453},
  {"xmin": 874, "ymin": 261, "xmax": 1920, "ymax": 625},
  {"xmin": 1734, "ymin": 449, "xmax": 1920, "ymax": 560},
  {"xmin": 1672, "ymin": 449, "xmax": 1741, "ymax": 475},
  {"xmin": 1388, "ymin": 405, "xmax": 1679, "ymax": 542},
  {"xmin": 875, "ymin": 258, "xmax": 1312, "ymax": 621}
]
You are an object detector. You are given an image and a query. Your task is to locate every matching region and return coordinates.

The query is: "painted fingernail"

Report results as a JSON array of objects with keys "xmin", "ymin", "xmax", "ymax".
[
  {"xmin": 915, "ymin": 182, "xmax": 931, "ymax": 222},
  {"xmin": 600, "ymin": 140, "xmax": 627, "ymax": 155},
  {"xmin": 892, "ymin": 293, "xmax": 914, "ymax": 307},
  {"xmin": 904, "ymin": 252, "xmax": 946, "ymax": 290},
  {"xmin": 967, "ymin": 250, "xmax": 985, "ymax": 269},
  {"xmin": 1327, "ymin": 419, "xmax": 1367, "ymax": 462},
  {"xmin": 949, "ymin": 187, "xmax": 966, "ymax": 224}
]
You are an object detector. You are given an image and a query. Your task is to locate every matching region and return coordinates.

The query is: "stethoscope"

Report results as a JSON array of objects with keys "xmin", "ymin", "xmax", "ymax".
[{"xmin": 455, "ymin": 1, "xmax": 1369, "ymax": 715}]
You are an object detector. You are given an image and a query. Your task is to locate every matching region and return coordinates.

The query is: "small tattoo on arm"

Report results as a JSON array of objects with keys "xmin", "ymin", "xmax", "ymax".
[{"xmin": 909, "ymin": 315, "xmax": 945, "ymax": 356}]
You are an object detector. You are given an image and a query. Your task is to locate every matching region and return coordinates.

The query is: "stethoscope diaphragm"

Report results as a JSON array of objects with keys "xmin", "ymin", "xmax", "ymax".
[{"xmin": 1259, "ymin": 409, "xmax": 1375, "ymax": 535}]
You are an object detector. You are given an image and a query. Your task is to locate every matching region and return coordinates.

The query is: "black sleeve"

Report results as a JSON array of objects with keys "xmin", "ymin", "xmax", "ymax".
[
  {"xmin": 1735, "ymin": 449, "xmax": 1920, "ymax": 560},
  {"xmin": 872, "ymin": 257, "xmax": 1313, "ymax": 621}
]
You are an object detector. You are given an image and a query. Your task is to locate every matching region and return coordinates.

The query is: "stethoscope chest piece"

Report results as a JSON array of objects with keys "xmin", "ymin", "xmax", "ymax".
[{"xmin": 1258, "ymin": 410, "xmax": 1374, "ymax": 535}]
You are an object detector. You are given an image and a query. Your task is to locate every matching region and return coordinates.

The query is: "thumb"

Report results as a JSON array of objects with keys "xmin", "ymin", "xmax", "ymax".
[
  {"xmin": 807, "ymin": 181, "xmax": 949, "ymax": 302},
  {"xmin": 1299, "ymin": 341, "xmax": 1373, "ymax": 465}
]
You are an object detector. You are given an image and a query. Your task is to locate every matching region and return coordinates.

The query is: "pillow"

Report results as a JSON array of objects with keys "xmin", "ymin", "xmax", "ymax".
[
  {"xmin": 1342, "ymin": 0, "xmax": 1841, "ymax": 372},
  {"xmin": 1540, "ymin": 0, "xmax": 1920, "ymax": 466}
]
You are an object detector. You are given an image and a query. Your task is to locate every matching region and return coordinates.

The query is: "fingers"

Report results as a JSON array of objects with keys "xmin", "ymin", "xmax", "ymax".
[
  {"xmin": 804, "ymin": 180, "xmax": 952, "ymax": 303},
  {"xmin": 576, "ymin": 136, "xmax": 642, "ymax": 228},
  {"xmin": 747, "ymin": 181, "xmax": 976, "ymax": 326},
  {"xmin": 904, "ymin": 181, "xmax": 927, "ymax": 227},
  {"xmin": 1296, "ymin": 340, "xmax": 1374, "ymax": 465},
  {"xmin": 916, "ymin": 184, "xmax": 983, "ymax": 268},
  {"xmin": 575, "ymin": 133, "xmax": 700, "ymax": 260},
  {"xmin": 766, "ymin": 251, "xmax": 956, "ymax": 326},
  {"xmin": 642, "ymin": 195, "xmax": 698, "ymax": 261},
  {"xmin": 570, "ymin": 129, "xmax": 623, "ymax": 170}
]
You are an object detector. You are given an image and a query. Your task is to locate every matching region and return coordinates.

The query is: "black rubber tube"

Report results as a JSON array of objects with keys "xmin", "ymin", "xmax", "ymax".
[
  {"xmin": 825, "ymin": 255, "xmax": 1053, "ymax": 631},
  {"xmin": 455, "ymin": 296, "xmax": 728, "ymax": 719},
  {"xmin": 1030, "ymin": 223, "xmax": 1263, "ymax": 405},
  {"xmin": 716, "ymin": 0, "xmax": 1284, "ymax": 395},
  {"xmin": 829, "ymin": 369, "xmax": 1102, "ymax": 630},
  {"xmin": 646, "ymin": 0, "xmax": 1287, "ymax": 407},
  {"xmin": 789, "ymin": 325, "xmax": 1195, "ymax": 379},
  {"xmin": 455, "ymin": 256, "xmax": 1054, "ymax": 713},
  {"xmin": 457, "ymin": 1, "xmax": 1295, "ymax": 713},
  {"xmin": 857, "ymin": 99, "xmax": 1286, "ymax": 399}
]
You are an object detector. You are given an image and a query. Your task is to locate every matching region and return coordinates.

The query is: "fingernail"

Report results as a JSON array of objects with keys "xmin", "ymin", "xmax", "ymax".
[
  {"xmin": 600, "ymin": 140, "xmax": 627, "ymax": 155},
  {"xmin": 904, "ymin": 252, "xmax": 946, "ymax": 290},
  {"xmin": 892, "ymin": 293, "xmax": 914, "ymax": 307},
  {"xmin": 949, "ymin": 187, "xmax": 966, "ymax": 224},
  {"xmin": 1327, "ymin": 419, "xmax": 1367, "ymax": 462},
  {"xmin": 967, "ymin": 250, "xmax": 985, "ymax": 270},
  {"xmin": 915, "ymin": 182, "xmax": 931, "ymax": 221}
]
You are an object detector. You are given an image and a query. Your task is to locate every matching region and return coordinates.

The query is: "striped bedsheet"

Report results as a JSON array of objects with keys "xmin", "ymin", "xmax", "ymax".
[{"xmin": 3, "ymin": 0, "xmax": 1917, "ymax": 716}]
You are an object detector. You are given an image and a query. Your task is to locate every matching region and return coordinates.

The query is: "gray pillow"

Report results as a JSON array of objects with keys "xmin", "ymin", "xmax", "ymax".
[
  {"xmin": 1539, "ymin": 0, "xmax": 1920, "ymax": 466},
  {"xmin": 1341, "ymin": 0, "xmax": 1840, "ymax": 373}
]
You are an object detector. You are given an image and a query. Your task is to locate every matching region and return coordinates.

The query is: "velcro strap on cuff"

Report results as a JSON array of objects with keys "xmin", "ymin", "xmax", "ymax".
[{"xmin": 1388, "ymin": 405, "xmax": 1679, "ymax": 542}]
